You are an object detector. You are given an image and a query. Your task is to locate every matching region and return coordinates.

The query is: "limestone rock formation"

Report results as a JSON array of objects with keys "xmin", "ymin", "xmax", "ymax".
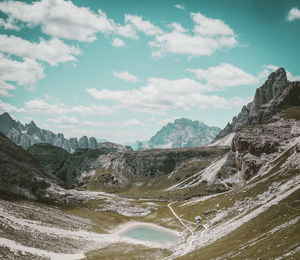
[
  {"xmin": 69, "ymin": 137, "xmax": 79, "ymax": 151},
  {"xmin": 78, "ymin": 136, "xmax": 89, "ymax": 149},
  {"xmin": 215, "ymin": 68, "xmax": 300, "ymax": 139},
  {"xmin": 88, "ymin": 137, "xmax": 98, "ymax": 149},
  {"xmin": 233, "ymin": 113, "xmax": 300, "ymax": 180}
]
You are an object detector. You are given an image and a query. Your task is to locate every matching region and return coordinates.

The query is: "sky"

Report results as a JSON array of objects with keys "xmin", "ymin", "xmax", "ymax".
[{"xmin": 0, "ymin": 0, "xmax": 300, "ymax": 143}]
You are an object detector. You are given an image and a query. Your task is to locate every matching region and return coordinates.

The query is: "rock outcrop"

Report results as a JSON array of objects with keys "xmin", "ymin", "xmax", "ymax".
[
  {"xmin": 233, "ymin": 113, "xmax": 300, "ymax": 180},
  {"xmin": 27, "ymin": 143, "xmax": 131, "ymax": 187},
  {"xmin": 215, "ymin": 68, "xmax": 300, "ymax": 139}
]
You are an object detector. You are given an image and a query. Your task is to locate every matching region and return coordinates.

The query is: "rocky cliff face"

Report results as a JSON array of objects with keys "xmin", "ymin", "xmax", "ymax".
[
  {"xmin": 138, "ymin": 118, "xmax": 220, "ymax": 150},
  {"xmin": 0, "ymin": 113, "xmax": 130, "ymax": 152},
  {"xmin": 233, "ymin": 111, "xmax": 300, "ymax": 180},
  {"xmin": 215, "ymin": 68, "xmax": 300, "ymax": 139},
  {"xmin": 27, "ymin": 144, "xmax": 132, "ymax": 187},
  {"xmin": 215, "ymin": 67, "xmax": 300, "ymax": 182}
]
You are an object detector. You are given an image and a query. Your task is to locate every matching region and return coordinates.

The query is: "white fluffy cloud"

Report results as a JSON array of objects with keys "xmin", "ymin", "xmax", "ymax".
[
  {"xmin": 24, "ymin": 98, "xmax": 114, "ymax": 115},
  {"xmin": 149, "ymin": 12, "xmax": 237, "ymax": 57},
  {"xmin": 287, "ymin": 7, "xmax": 300, "ymax": 21},
  {"xmin": 187, "ymin": 63, "xmax": 258, "ymax": 90},
  {"xmin": 0, "ymin": 34, "xmax": 80, "ymax": 66},
  {"xmin": 86, "ymin": 76, "xmax": 248, "ymax": 114},
  {"xmin": 0, "ymin": 54, "xmax": 45, "ymax": 93},
  {"xmin": 111, "ymin": 38, "xmax": 125, "ymax": 47},
  {"xmin": 124, "ymin": 14, "xmax": 163, "ymax": 36},
  {"xmin": 0, "ymin": 80, "xmax": 16, "ymax": 97},
  {"xmin": 174, "ymin": 4, "xmax": 184, "ymax": 10},
  {"xmin": 0, "ymin": 0, "xmax": 116, "ymax": 42},
  {"xmin": 191, "ymin": 12, "xmax": 234, "ymax": 37},
  {"xmin": 0, "ymin": 0, "xmax": 143, "ymax": 42},
  {"xmin": 113, "ymin": 71, "xmax": 140, "ymax": 82},
  {"xmin": 0, "ymin": 17, "xmax": 20, "ymax": 30}
]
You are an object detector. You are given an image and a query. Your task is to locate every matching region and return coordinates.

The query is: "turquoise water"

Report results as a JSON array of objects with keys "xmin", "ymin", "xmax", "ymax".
[{"xmin": 122, "ymin": 226, "xmax": 179, "ymax": 243}]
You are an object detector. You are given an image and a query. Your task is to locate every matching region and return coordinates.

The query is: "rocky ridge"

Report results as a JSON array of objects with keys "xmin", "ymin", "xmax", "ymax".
[
  {"xmin": 0, "ymin": 112, "xmax": 131, "ymax": 153},
  {"xmin": 215, "ymin": 68, "xmax": 300, "ymax": 139}
]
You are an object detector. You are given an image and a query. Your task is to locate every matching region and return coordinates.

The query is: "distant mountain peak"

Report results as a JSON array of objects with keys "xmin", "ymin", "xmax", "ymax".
[
  {"xmin": 137, "ymin": 118, "xmax": 220, "ymax": 150},
  {"xmin": 0, "ymin": 112, "xmax": 12, "ymax": 119}
]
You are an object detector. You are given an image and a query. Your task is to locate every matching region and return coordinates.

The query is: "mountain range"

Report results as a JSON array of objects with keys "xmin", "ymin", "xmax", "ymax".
[
  {"xmin": 0, "ymin": 112, "xmax": 221, "ymax": 152},
  {"xmin": 0, "ymin": 112, "xmax": 131, "ymax": 152}
]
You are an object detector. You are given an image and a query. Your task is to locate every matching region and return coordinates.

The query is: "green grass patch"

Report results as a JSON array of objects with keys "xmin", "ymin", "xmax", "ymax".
[
  {"xmin": 280, "ymin": 106, "xmax": 300, "ymax": 120},
  {"xmin": 180, "ymin": 188, "xmax": 300, "ymax": 259}
]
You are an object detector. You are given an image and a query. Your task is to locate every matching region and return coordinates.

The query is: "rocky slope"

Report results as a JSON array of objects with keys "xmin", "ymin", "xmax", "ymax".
[
  {"xmin": 0, "ymin": 112, "xmax": 131, "ymax": 153},
  {"xmin": 215, "ymin": 68, "xmax": 300, "ymax": 140},
  {"xmin": 0, "ymin": 132, "xmax": 60, "ymax": 200},
  {"xmin": 0, "ymin": 132, "xmax": 101, "ymax": 204},
  {"xmin": 136, "ymin": 118, "xmax": 220, "ymax": 150}
]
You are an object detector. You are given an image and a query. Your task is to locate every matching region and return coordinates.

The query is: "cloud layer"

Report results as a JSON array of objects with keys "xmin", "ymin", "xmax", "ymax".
[
  {"xmin": 187, "ymin": 63, "xmax": 258, "ymax": 90},
  {"xmin": 87, "ymin": 64, "xmax": 254, "ymax": 114}
]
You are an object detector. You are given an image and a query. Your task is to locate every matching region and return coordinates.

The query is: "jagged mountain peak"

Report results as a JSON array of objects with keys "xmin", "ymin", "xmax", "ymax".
[
  {"xmin": 215, "ymin": 67, "xmax": 300, "ymax": 140},
  {"xmin": 0, "ymin": 111, "xmax": 12, "ymax": 120},
  {"xmin": 138, "ymin": 118, "xmax": 221, "ymax": 150},
  {"xmin": 0, "ymin": 112, "xmax": 129, "ymax": 152}
]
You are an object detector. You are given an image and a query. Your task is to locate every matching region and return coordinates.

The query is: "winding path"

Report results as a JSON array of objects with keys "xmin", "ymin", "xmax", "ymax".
[
  {"xmin": 163, "ymin": 202, "xmax": 208, "ymax": 260},
  {"xmin": 167, "ymin": 202, "xmax": 194, "ymax": 236}
]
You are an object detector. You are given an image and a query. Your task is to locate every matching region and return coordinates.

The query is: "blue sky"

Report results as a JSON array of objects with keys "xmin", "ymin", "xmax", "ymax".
[{"xmin": 0, "ymin": 0, "xmax": 300, "ymax": 143}]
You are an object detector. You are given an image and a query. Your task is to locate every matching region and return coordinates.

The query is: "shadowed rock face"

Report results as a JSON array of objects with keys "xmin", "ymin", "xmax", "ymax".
[
  {"xmin": 215, "ymin": 68, "xmax": 300, "ymax": 140},
  {"xmin": 27, "ymin": 144, "xmax": 70, "ymax": 176},
  {"xmin": 0, "ymin": 133, "xmax": 60, "ymax": 200}
]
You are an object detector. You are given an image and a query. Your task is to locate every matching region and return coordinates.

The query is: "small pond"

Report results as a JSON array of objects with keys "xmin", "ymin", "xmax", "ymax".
[{"xmin": 120, "ymin": 225, "xmax": 180, "ymax": 245}]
